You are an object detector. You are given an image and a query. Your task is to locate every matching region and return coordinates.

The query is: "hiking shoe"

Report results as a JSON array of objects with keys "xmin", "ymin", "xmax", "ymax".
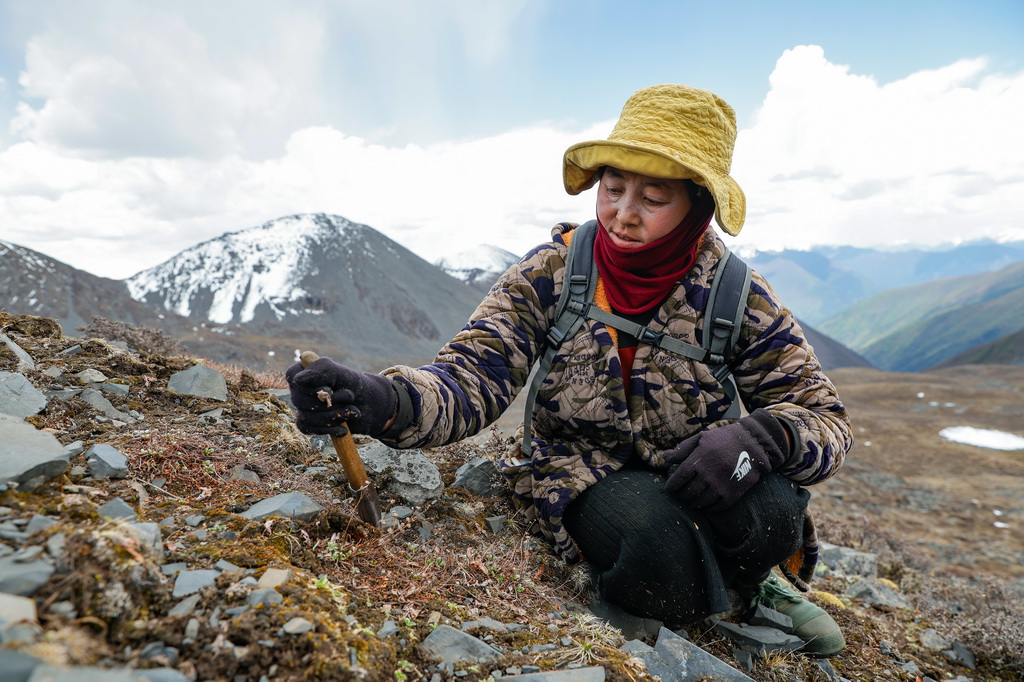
[{"xmin": 747, "ymin": 574, "xmax": 845, "ymax": 657}]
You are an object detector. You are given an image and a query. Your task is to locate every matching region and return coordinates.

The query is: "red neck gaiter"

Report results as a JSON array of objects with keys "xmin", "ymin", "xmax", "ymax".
[{"xmin": 594, "ymin": 194, "xmax": 715, "ymax": 314}]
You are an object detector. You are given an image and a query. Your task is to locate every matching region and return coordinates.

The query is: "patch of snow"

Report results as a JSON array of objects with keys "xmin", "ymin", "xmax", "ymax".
[
  {"xmin": 994, "ymin": 522, "xmax": 1010, "ymax": 529},
  {"xmin": 993, "ymin": 510, "xmax": 1004, "ymax": 516},
  {"xmin": 126, "ymin": 213, "xmax": 360, "ymax": 323},
  {"xmin": 939, "ymin": 426, "xmax": 1024, "ymax": 451},
  {"xmin": 917, "ymin": 392, "xmax": 926, "ymax": 399},
  {"xmin": 436, "ymin": 244, "xmax": 519, "ymax": 272}
]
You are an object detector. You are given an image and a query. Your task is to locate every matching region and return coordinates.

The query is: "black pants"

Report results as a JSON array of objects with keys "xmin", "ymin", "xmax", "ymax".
[{"xmin": 563, "ymin": 467, "xmax": 808, "ymax": 624}]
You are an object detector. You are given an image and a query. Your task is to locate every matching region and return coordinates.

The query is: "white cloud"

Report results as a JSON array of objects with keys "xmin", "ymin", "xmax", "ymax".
[
  {"xmin": 7, "ymin": 1, "xmax": 332, "ymax": 159},
  {"xmin": 731, "ymin": 45, "xmax": 1024, "ymax": 251},
  {"xmin": 5, "ymin": 0, "xmax": 539, "ymax": 157},
  {"xmin": 0, "ymin": 122, "xmax": 603, "ymax": 278},
  {"xmin": 3, "ymin": 43, "xmax": 1023, "ymax": 280}
]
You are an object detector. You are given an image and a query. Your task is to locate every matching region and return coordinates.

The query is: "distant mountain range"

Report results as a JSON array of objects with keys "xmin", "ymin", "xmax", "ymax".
[
  {"xmin": 819, "ymin": 261, "xmax": 1024, "ymax": 371},
  {"xmin": 741, "ymin": 239, "xmax": 1024, "ymax": 325},
  {"xmin": 7, "ymin": 214, "xmax": 1020, "ymax": 374}
]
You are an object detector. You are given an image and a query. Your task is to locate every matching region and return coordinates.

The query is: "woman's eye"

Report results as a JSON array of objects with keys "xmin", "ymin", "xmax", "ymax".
[{"xmin": 644, "ymin": 196, "xmax": 667, "ymax": 205}]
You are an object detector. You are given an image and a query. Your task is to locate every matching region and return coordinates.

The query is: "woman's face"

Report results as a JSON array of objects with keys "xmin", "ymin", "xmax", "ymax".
[{"xmin": 596, "ymin": 168, "xmax": 693, "ymax": 248}]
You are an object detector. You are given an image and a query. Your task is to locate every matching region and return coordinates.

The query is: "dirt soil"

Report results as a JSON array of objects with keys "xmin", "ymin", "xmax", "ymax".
[{"xmin": 2, "ymin": 313, "xmax": 1023, "ymax": 681}]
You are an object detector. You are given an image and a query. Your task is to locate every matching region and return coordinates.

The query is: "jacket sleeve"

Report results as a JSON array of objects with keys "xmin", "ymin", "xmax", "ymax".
[
  {"xmin": 378, "ymin": 242, "xmax": 564, "ymax": 449},
  {"xmin": 731, "ymin": 272, "xmax": 853, "ymax": 485}
]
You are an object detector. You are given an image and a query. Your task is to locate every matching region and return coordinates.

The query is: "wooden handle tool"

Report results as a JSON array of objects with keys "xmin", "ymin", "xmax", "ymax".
[{"xmin": 300, "ymin": 351, "xmax": 382, "ymax": 526}]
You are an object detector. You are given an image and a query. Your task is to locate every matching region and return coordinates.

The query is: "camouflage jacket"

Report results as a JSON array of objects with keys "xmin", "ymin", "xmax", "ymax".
[{"xmin": 383, "ymin": 224, "xmax": 852, "ymax": 561}]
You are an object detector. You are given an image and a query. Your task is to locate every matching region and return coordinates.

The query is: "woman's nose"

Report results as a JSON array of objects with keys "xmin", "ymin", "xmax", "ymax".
[{"xmin": 618, "ymin": 197, "xmax": 641, "ymax": 226}]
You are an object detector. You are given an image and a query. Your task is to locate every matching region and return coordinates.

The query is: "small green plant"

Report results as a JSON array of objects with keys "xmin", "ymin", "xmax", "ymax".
[{"xmin": 394, "ymin": 660, "xmax": 413, "ymax": 681}]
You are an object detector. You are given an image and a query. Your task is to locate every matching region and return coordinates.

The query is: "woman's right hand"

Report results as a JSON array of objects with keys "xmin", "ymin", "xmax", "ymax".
[{"xmin": 284, "ymin": 357, "xmax": 397, "ymax": 437}]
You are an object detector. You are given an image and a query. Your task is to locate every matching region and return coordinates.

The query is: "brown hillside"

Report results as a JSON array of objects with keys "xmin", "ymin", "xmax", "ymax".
[{"xmin": 1, "ymin": 314, "xmax": 1022, "ymax": 680}]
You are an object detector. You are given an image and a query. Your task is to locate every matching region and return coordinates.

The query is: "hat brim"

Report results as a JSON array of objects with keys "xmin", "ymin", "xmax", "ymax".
[{"xmin": 563, "ymin": 139, "xmax": 746, "ymax": 236}]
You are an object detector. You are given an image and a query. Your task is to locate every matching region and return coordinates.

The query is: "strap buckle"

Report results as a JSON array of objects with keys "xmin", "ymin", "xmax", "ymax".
[
  {"xmin": 546, "ymin": 327, "xmax": 566, "ymax": 346},
  {"xmin": 638, "ymin": 327, "xmax": 665, "ymax": 346}
]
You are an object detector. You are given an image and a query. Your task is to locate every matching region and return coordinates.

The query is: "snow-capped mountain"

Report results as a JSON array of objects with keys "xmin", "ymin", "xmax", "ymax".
[
  {"xmin": 1, "ymin": 239, "xmax": 187, "ymax": 336},
  {"xmin": 435, "ymin": 244, "xmax": 520, "ymax": 293},
  {"xmin": 126, "ymin": 213, "xmax": 482, "ymax": 367}
]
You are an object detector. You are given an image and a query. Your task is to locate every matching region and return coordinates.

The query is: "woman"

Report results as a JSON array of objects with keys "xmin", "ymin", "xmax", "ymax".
[{"xmin": 287, "ymin": 84, "xmax": 852, "ymax": 656}]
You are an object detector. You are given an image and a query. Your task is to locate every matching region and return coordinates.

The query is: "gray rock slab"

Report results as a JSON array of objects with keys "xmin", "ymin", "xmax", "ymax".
[
  {"xmin": 376, "ymin": 619, "xmax": 400, "ymax": 638},
  {"xmin": 0, "ymin": 372, "xmax": 47, "ymax": 418},
  {"xmin": 44, "ymin": 389, "xmax": 82, "ymax": 401},
  {"xmin": 26, "ymin": 664, "xmax": 146, "ymax": 681},
  {"xmin": 98, "ymin": 497, "xmax": 138, "ymax": 521},
  {"xmin": 85, "ymin": 443, "xmax": 129, "ymax": 479},
  {"xmin": 76, "ymin": 369, "xmax": 108, "ymax": 384},
  {"xmin": 123, "ymin": 523, "xmax": 163, "ymax": 560},
  {"xmin": 241, "ymin": 492, "xmax": 324, "ymax": 522},
  {"xmin": 359, "ymin": 441, "xmax": 443, "ymax": 506},
  {"xmin": 654, "ymin": 626, "xmax": 754, "ymax": 681},
  {"xmin": 172, "ymin": 569, "xmax": 220, "ymax": 598},
  {"xmin": 161, "ymin": 562, "xmax": 188, "ymax": 576},
  {"xmin": 168, "ymin": 365, "xmax": 228, "ymax": 401},
  {"xmin": 920, "ymin": 627, "xmax": 951, "ymax": 650},
  {"xmin": 248, "ymin": 588, "xmax": 283, "ymax": 607},
  {"xmin": 168, "ymin": 594, "xmax": 201, "ymax": 617},
  {"xmin": 0, "ymin": 649, "xmax": 44, "ymax": 682},
  {"xmin": 0, "ymin": 591, "xmax": 38, "ymax": 624},
  {"xmin": 512, "ymin": 669, "xmax": 606, "ymax": 682},
  {"xmin": 819, "ymin": 541, "xmax": 878, "ymax": 579},
  {"xmin": 419, "ymin": 624, "xmax": 502, "ymax": 664},
  {"xmin": 747, "ymin": 604, "xmax": 794, "ymax": 633},
  {"xmin": 134, "ymin": 669, "xmax": 191, "ymax": 682},
  {"xmin": 0, "ymin": 555, "xmax": 55, "ymax": 596},
  {"xmin": 0, "ymin": 333, "xmax": 35, "ymax": 373},
  {"xmin": 485, "ymin": 515, "xmax": 507, "ymax": 533},
  {"xmin": 588, "ymin": 597, "xmax": 663, "ymax": 641},
  {"xmin": 283, "ymin": 617, "xmax": 314, "ymax": 634},
  {"xmin": 0, "ymin": 413, "xmax": 71, "ymax": 491},
  {"xmin": 452, "ymin": 457, "xmax": 507, "ymax": 497},
  {"xmin": 952, "ymin": 641, "xmax": 976, "ymax": 669},
  {"xmin": 461, "ymin": 616, "xmax": 508, "ymax": 632},
  {"xmin": 228, "ymin": 465, "xmax": 260, "ymax": 483},
  {"xmin": 24, "ymin": 515, "xmax": 57, "ymax": 535},
  {"xmin": 845, "ymin": 579, "xmax": 912, "ymax": 609},
  {"xmin": 63, "ymin": 441, "xmax": 84, "ymax": 456},
  {"xmin": 79, "ymin": 388, "xmax": 134, "ymax": 422},
  {"xmin": 98, "ymin": 383, "xmax": 130, "ymax": 397},
  {"xmin": 714, "ymin": 621, "xmax": 805, "ymax": 654}
]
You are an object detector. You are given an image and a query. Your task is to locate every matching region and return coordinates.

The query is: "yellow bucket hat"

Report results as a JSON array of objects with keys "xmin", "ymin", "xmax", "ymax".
[{"xmin": 563, "ymin": 84, "xmax": 746, "ymax": 236}]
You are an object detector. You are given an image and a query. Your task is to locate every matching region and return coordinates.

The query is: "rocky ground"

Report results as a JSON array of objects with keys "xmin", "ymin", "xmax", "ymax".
[{"xmin": 1, "ymin": 312, "xmax": 1022, "ymax": 681}]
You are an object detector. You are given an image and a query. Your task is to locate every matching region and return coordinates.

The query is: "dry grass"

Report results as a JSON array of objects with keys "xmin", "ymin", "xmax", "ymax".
[{"xmin": 4, "ymin": 315, "xmax": 1024, "ymax": 680}]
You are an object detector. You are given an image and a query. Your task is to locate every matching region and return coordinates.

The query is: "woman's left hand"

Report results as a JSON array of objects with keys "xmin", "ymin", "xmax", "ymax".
[{"xmin": 663, "ymin": 410, "xmax": 791, "ymax": 512}]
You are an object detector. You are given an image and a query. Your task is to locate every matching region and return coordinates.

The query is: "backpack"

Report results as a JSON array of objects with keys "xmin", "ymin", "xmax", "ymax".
[{"xmin": 520, "ymin": 220, "xmax": 753, "ymax": 456}]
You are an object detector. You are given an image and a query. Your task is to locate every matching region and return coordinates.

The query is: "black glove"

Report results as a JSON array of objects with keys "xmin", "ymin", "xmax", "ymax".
[
  {"xmin": 663, "ymin": 410, "xmax": 791, "ymax": 512},
  {"xmin": 284, "ymin": 357, "xmax": 397, "ymax": 437}
]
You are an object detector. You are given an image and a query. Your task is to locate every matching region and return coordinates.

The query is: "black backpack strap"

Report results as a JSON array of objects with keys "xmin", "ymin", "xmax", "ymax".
[
  {"xmin": 584, "ymin": 306, "xmax": 706, "ymax": 361},
  {"xmin": 519, "ymin": 221, "xmax": 598, "ymax": 457},
  {"xmin": 702, "ymin": 249, "xmax": 753, "ymax": 420},
  {"xmin": 519, "ymin": 228, "xmax": 753, "ymax": 457}
]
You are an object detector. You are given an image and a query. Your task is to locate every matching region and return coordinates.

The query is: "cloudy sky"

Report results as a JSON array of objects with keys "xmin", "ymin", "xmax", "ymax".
[{"xmin": 1, "ymin": 0, "xmax": 1022, "ymax": 279}]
